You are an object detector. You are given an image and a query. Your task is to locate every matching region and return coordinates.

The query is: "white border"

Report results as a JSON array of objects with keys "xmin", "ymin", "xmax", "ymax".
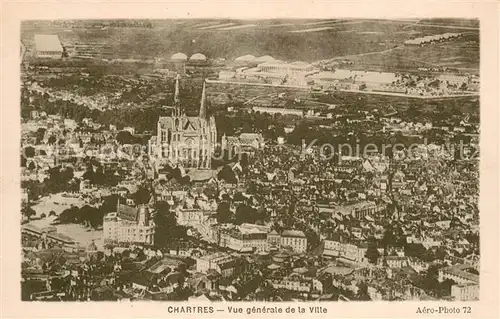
[{"xmin": 1, "ymin": 1, "xmax": 498, "ymax": 318}]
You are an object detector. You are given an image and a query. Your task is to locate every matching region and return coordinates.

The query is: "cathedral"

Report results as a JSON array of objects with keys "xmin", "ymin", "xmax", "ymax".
[{"xmin": 148, "ymin": 75, "xmax": 217, "ymax": 169}]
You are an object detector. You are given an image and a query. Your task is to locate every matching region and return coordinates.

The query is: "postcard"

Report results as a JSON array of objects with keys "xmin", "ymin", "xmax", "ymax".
[{"xmin": 1, "ymin": 1, "xmax": 498, "ymax": 318}]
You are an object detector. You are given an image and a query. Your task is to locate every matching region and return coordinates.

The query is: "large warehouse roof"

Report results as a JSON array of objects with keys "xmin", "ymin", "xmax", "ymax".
[
  {"xmin": 190, "ymin": 53, "xmax": 207, "ymax": 61},
  {"xmin": 254, "ymin": 55, "xmax": 275, "ymax": 63},
  {"xmin": 171, "ymin": 52, "xmax": 188, "ymax": 61},
  {"xmin": 235, "ymin": 54, "xmax": 256, "ymax": 62},
  {"xmin": 34, "ymin": 35, "xmax": 63, "ymax": 52}
]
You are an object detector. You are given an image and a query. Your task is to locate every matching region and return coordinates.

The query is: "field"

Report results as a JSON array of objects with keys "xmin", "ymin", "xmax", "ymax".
[
  {"xmin": 31, "ymin": 193, "xmax": 88, "ymax": 217},
  {"xmin": 21, "ymin": 19, "xmax": 479, "ymax": 65},
  {"xmin": 329, "ymin": 91, "xmax": 480, "ymax": 119},
  {"xmin": 346, "ymin": 36, "xmax": 479, "ymax": 72},
  {"xmin": 207, "ymin": 81, "xmax": 310, "ymax": 106}
]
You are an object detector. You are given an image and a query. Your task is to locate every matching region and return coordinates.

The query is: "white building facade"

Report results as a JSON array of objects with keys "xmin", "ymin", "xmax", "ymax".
[{"xmin": 103, "ymin": 204, "xmax": 155, "ymax": 245}]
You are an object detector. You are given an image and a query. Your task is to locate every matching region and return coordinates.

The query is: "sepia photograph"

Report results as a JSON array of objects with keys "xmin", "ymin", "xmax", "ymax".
[{"xmin": 17, "ymin": 17, "xmax": 485, "ymax": 303}]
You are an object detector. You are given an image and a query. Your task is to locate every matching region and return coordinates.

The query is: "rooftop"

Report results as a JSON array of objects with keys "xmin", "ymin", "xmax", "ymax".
[
  {"xmin": 171, "ymin": 52, "xmax": 188, "ymax": 61},
  {"xmin": 190, "ymin": 53, "xmax": 207, "ymax": 61},
  {"xmin": 117, "ymin": 203, "xmax": 139, "ymax": 222},
  {"xmin": 282, "ymin": 229, "xmax": 306, "ymax": 238},
  {"xmin": 34, "ymin": 34, "xmax": 63, "ymax": 53},
  {"xmin": 234, "ymin": 54, "xmax": 256, "ymax": 62}
]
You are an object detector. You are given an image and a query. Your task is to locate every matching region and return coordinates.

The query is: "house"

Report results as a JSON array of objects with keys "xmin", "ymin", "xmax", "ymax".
[
  {"xmin": 195, "ymin": 252, "xmax": 234, "ymax": 273},
  {"xmin": 219, "ymin": 226, "xmax": 269, "ymax": 252},
  {"xmin": 438, "ymin": 266, "xmax": 479, "ymax": 285},
  {"xmin": 270, "ymin": 275, "xmax": 313, "ymax": 293},
  {"xmin": 216, "ymin": 258, "xmax": 246, "ymax": 278},
  {"xmin": 280, "ymin": 230, "xmax": 308, "ymax": 253},
  {"xmin": 130, "ymin": 271, "xmax": 157, "ymax": 291},
  {"xmin": 187, "ymin": 272, "xmax": 219, "ymax": 293},
  {"xmin": 384, "ymin": 256, "xmax": 409, "ymax": 268},
  {"xmin": 451, "ymin": 283, "xmax": 479, "ymax": 301},
  {"xmin": 34, "ymin": 35, "xmax": 63, "ymax": 58}
]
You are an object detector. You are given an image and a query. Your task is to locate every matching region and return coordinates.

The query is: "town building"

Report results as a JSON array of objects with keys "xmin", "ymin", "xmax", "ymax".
[
  {"xmin": 451, "ymin": 283, "xmax": 479, "ymax": 301},
  {"xmin": 221, "ymin": 133, "xmax": 265, "ymax": 154},
  {"xmin": 167, "ymin": 52, "xmax": 188, "ymax": 74},
  {"xmin": 307, "ymin": 69, "xmax": 398, "ymax": 91},
  {"xmin": 233, "ymin": 54, "xmax": 257, "ymax": 67},
  {"xmin": 331, "ymin": 201, "xmax": 386, "ymax": 219},
  {"xmin": 384, "ymin": 256, "xmax": 409, "ymax": 268},
  {"xmin": 103, "ymin": 203, "xmax": 155, "ymax": 245},
  {"xmin": 252, "ymin": 106, "xmax": 304, "ymax": 117},
  {"xmin": 34, "ymin": 35, "xmax": 63, "ymax": 58},
  {"xmin": 195, "ymin": 252, "xmax": 245, "ymax": 277},
  {"xmin": 148, "ymin": 75, "xmax": 217, "ymax": 169},
  {"xmin": 280, "ymin": 230, "xmax": 308, "ymax": 253},
  {"xmin": 235, "ymin": 59, "xmax": 317, "ymax": 86},
  {"xmin": 267, "ymin": 230, "xmax": 281, "ymax": 249},
  {"xmin": 270, "ymin": 277, "xmax": 313, "ymax": 293},
  {"xmin": 219, "ymin": 225, "xmax": 269, "ymax": 252},
  {"xmin": 175, "ymin": 206, "xmax": 214, "ymax": 226},
  {"xmin": 323, "ymin": 239, "xmax": 360, "ymax": 261},
  {"xmin": 21, "ymin": 224, "xmax": 76, "ymax": 248},
  {"xmin": 438, "ymin": 266, "xmax": 479, "ymax": 285},
  {"xmin": 189, "ymin": 53, "xmax": 208, "ymax": 65}
]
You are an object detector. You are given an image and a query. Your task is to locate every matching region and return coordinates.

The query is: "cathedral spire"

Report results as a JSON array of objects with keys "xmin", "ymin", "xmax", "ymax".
[
  {"xmin": 199, "ymin": 79, "xmax": 207, "ymax": 118},
  {"xmin": 174, "ymin": 74, "xmax": 181, "ymax": 116}
]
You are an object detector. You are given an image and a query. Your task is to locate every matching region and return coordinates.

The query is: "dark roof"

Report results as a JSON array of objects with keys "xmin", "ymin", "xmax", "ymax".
[
  {"xmin": 164, "ymin": 272, "xmax": 183, "ymax": 285},
  {"xmin": 130, "ymin": 271, "xmax": 157, "ymax": 288},
  {"xmin": 117, "ymin": 204, "xmax": 138, "ymax": 222},
  {"xmin": 282, "ymin": 230, "xmax": 306, "ymax": 238},
  {"xmin": 385, "ymin": 256, "xmax": 407, "ymax": 261},
  {"xmin": 218, "ymin": 258, "xmax": 245, "ymax": 271}
]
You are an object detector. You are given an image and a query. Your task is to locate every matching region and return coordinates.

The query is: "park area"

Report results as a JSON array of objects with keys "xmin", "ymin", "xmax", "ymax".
[
  {"xmin": 31, "ymin": 192, "xmax": 88, "ymax": 218},
  {"xmin": 27, "ymin": 216, "xmax": 104, "ymax": 250},
  {"xmin": 27, "ymin": 192, "xmax": 104, "ymax": 249}
]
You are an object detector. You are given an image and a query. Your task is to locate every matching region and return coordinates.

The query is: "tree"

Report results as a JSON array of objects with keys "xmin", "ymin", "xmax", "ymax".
[
  {"xmin": 234, "ymin": 203, "xmax": 259, "ymax": 225},
  {"xmin": 404, "ymin": 243, "xmax": 427, "ymax": 258},
  {"xmin": 418, "ymin": 265, "xmax": 441, "ymax": 295},
  {"xmin": 28, "ymin": 161, "xmax": 37, "ymax": 170},
  {"xmin": 24, "ymin": 146, "xmax": 35, "ymax": 158},
  {"xmin": 21, "ymin": 154, "xmax": 27, "ymax": 168},
  {"xmin": 217, "ymin": 165, "xmax": 238, "ymax": 184},
  {"xmin": 132, "ymin": 185, "xmax": 151, "ymax": 205},
  {"xmin": 35, "ymin": 128, "xmax": 46, "ymax": 144},
  {"xmin": 437, "ymin": 278, "xmax": 455, "ymax": 297},
  {"xmin": 356, "ymin": 282, "xmax": 371, "ymax": 301},
  {"xmin": 22, "ymin": 205, "xmax": 36, "ymax": 220},
  {"xmin": 116, "ymin": 131, "xmax": 137, "ymax": 145},
  {"xmin": 365, "ymin": 237, "xmax": 381, "ymax": 264},
  {"xmin": 216, "ymin": 201, "xmax": 232, "ymax": 223},
  {"xmin": 153, "ymin": 200, "xmax": 188, "ymax": 246},
  {"xmin": 48, "ymin": 135, "xmax": 57, "ymax": 145},
  {"xmin": 79, "ymin": 205, "xmax": 103, "ymax": 228}
]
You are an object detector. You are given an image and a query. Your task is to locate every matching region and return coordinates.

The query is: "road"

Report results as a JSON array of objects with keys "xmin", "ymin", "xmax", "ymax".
[
  {"xmin": 338, "ymin": 89, "xmax": 478, "ymax": 100},
  {"xmin": 315, "ymin": 45, "xmax": 404, "ymax": 64},
  {"xmin": 206, "ymin": 79, "xmax": 309, "ymax": 90},
  {"xmin": 407, "ymin": 23, "xmax": 479, "ymax": 31}
]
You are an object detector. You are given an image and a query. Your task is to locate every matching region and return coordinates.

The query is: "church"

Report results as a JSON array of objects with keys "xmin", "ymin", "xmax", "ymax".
[{"xmin": 148, "ymin": 75, "xmax": 217, "ymax": 169}]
